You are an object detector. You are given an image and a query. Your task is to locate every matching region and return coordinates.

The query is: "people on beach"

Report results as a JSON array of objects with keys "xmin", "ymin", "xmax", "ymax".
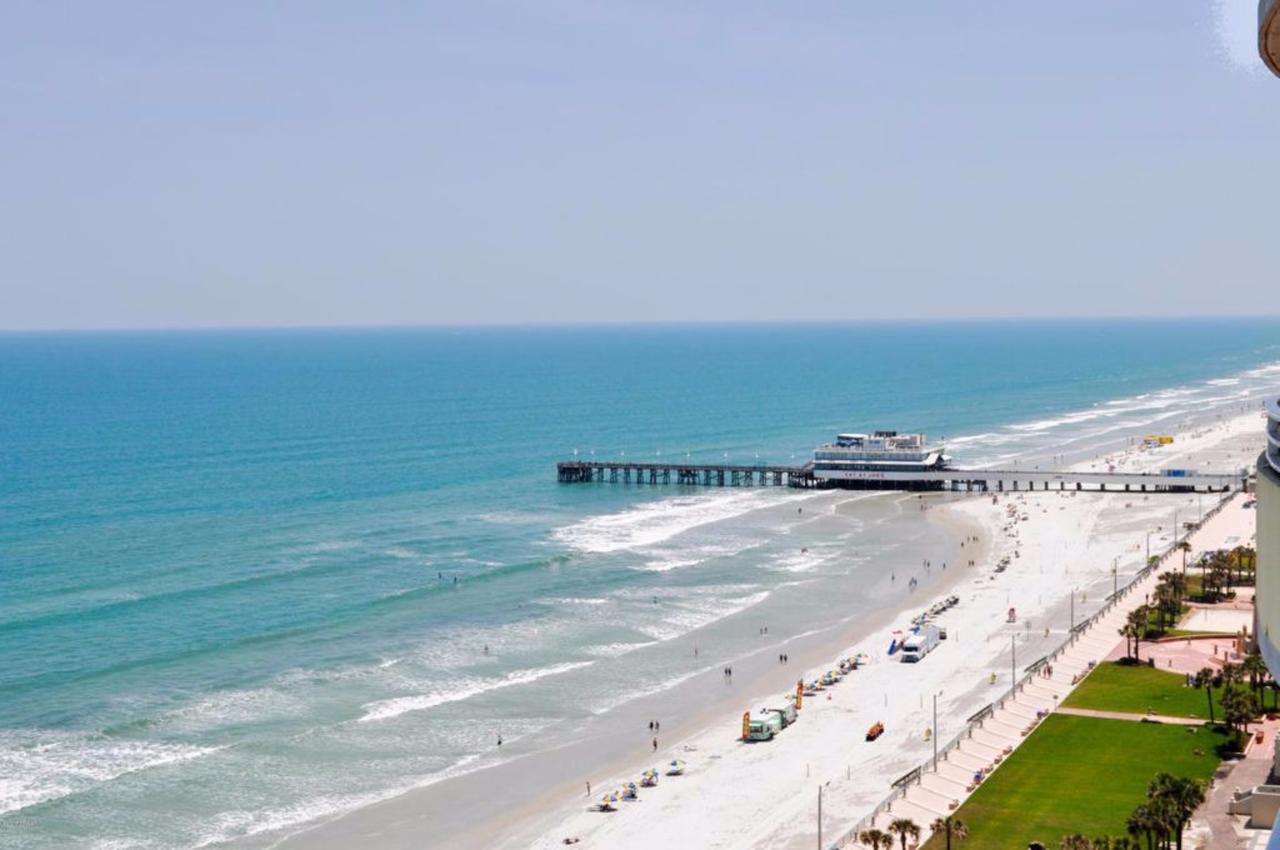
[
  {"xmin": 652, "ymin": 737, "xmax": 658, "ymax": 752},
  {"xmin": 497, "ymin": 735, "xmax": 503, "ymax": 747}
]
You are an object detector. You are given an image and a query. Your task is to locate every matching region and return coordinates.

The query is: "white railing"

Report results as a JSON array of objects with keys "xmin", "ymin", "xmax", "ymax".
[{"xmin": 830, "ymin": 492, "xmax": 1235, "ymax": 849}]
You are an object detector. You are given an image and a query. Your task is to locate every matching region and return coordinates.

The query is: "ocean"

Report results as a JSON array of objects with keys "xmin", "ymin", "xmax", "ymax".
[{"xmin": 1, "ymin": 319, "xmax": 1277, "ymax": 849}]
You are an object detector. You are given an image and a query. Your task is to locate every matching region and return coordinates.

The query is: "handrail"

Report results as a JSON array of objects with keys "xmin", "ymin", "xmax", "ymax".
[{"xmin": 832, "ymin": 491, "xmax": 1235, "ymax": 847}]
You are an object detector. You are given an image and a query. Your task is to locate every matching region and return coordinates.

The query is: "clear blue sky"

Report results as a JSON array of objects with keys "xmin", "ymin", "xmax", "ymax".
[{"xmin": 0, "ymin": 2, "xmax": 1275, "ymax": 329}]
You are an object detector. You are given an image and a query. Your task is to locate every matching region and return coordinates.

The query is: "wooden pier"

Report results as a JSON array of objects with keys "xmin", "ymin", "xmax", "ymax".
[
  {"xmin": 556, "ymin": 461, "xmax": 819, "ymax": 488},
  {"xmin": 555, "ymin": 460, "xmax": 1248, "ymax": 494}
]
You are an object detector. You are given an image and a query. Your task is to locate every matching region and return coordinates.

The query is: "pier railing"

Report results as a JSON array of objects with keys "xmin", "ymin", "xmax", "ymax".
[{"xmin": 832, "ymin": 492, "xmax": 1234, "ymax": 848}]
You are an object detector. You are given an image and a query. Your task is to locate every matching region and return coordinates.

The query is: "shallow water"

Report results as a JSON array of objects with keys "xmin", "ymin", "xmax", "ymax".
[{"xmin": 1, "ymin": 320, "xmax": 1277, "ymax": 848}]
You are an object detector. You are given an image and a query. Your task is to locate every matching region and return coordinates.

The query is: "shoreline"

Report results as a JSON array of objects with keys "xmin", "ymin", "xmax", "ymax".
[
  {"xmin": 268, "ymin": 409, "xmax": 1265, "ymax": 850},
  {"xmin": 272, "ymin": 492, "xmax": 984, "ymax": 850}
]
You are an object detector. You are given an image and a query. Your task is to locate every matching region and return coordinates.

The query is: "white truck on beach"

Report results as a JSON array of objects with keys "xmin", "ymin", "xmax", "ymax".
[{"xmin": 899, "ymin": 624, "xmax": 941, "ymax": 663}]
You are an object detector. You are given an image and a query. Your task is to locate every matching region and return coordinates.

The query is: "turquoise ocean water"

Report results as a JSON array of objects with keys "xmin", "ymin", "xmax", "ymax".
[{"xmin": 2, "ymin": 320, "xmax": 1278, "ymax": 848}]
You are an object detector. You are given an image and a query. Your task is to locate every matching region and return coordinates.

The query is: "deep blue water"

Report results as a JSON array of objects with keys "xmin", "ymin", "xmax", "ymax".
[{"xmin": 1, "ymin": 319, "xmax": 1277, "ymax": 848}]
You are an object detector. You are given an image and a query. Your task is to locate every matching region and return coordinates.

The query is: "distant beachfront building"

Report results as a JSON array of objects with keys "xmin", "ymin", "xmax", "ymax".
[
  {"xmin": 1257, "ymin": 401, "xmax": 1280, "ymax": 678},
  {"xmin": 1263, "ymin": 0, "xmax": 1280, "ymax": 77}
]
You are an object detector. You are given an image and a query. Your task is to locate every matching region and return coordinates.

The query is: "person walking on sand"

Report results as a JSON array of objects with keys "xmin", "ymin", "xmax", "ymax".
[{"xmin": 652, "ymin": 737, "xmax": 658, "ymax": 752}]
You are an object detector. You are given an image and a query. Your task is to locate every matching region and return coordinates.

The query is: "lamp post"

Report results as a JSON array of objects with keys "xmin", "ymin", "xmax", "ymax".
[
  {"xmin": 817, "ymin": 785, "xmax": 822, "ymax": 850},
  {"xmin": 932, "ymin": 692, "xmax": 939, "ymax": 771},
  {"xmin": 1011, "ymin": 635, "xmax": 1017, "ymax": 688}
]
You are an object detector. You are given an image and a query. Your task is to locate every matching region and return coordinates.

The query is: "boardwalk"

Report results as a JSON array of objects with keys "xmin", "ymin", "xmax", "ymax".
[
  {"xmin": 844, "ymin": 491, "xmax": 1253, "ymax": 846},
  {"xmin": 556, "ymin": 459, "xmax": 1246, "ymax": 493}
]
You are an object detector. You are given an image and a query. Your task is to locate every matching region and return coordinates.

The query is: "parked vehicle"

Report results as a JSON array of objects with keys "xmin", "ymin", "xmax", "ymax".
[
  {"xmin": 747, "ymin": 712, "xmax": 784, "ymax": 741},
  {"xmin": 765, "ymin": 704, "xmax": 797, "ymax": 728},
  {"xmin": 900, "ymin": 624, "xmax": 941, "ymax": 663}
]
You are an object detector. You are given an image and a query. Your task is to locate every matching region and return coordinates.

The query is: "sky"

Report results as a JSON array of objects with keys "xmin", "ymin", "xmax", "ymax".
[{"xmin": 0, "ymin": 1, "xmax": 1276, "ymax": 330}]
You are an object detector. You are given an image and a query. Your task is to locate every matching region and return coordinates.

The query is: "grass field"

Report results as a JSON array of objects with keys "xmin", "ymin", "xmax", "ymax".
[
  {"xmin": 920, "ymin": 715, "xmax": 1228, "ymax": 849},
  {"xmin": 1061, "ymin": 662, "xmax": 1222, "ymax": 719}
]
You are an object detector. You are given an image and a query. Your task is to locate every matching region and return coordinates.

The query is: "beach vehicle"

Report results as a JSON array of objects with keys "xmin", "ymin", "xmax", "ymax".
[
  {"xmin": 900, "ymin": 624, "xmax": 941, "ymax": 663},
  {"xmin": 666, "ymin": 759, "xmax": 686, "ymax": 776},
  {"xmin": 766, "ymin": 704, "xmax": 797, "ymax": 727},
  {"xmin": 747, "ymin": 712, "xmax": 784, "ymax": 741},
  {"xmin": 866, "ymin": 721, "xmax": 885, "ymax": 741}
]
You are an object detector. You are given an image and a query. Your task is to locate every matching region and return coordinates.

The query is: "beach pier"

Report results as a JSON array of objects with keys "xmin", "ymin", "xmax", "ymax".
[
  {"xmin": 556, "ymin": 461, "xmax": 818, "ymax": 488},
  {"xmin": 556, "ymin": 460, "xmax": 1247, "ymax": 494}
]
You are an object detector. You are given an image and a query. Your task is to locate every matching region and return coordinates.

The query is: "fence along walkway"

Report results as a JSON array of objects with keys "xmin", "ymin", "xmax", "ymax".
[{"xmin": 833, "ymin": 491, "xmax": 1242, "ymax": 848}]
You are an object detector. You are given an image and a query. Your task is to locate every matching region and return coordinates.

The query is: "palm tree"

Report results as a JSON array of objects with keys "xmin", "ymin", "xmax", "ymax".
[
  {"xmin": 888, "ymin": 817, "xmax": 920, "ymax": 850},
  {"xmin": 1126, "ymin": 607, "xmax": 1150, "ymax": 661},
  {"xmin": 1119, "ymin": 621, "xmax": 1135, "ymax": 660},
  {"xmin": 1222, "ymin": 686, "xmax": 1258, "ymax": 746},
  {"xmin": 1243, "ymin": 652, "xmax": 1269, "ymax": 703},
  {"xmin": 1177, "ymin": 540, "xmax": 1192, "ymax": 576},
  {"xmin": 1148, "ymin": 773, "xmax": 1205, "ymax": 850},
  {"xmin": 1127, "ymin": 804, "xmax": 1156, "ymax": 850},
  {"xmin": 1191, "ymin": 667, "xmax": 1217, "ymax": 723},
  {"xmin": 1111, "ymin": 837, "xmax": 1134, "ymax": 850},
  {"xmin": 1090, "ymin": 837, "xmax": 1111, "ymax": 850},
  {"xmin": 860, "ymin": 828, "xmax": 890, "ymax": 850},
  {"xmin": 930, "ymin": 817, "xmax": 967, "ymax": 850}
]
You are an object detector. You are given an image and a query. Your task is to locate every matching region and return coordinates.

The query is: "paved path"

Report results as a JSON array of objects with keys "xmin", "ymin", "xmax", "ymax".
[
  {"xmin": 1198, "ymin": 718, "xmax": 1278, "ymax": 849},
  {"xmin": 1054, "ymin": 706, "xmax": 1206, "ymax": 726},
  {"xmin": 859, "ymin": 492, "xmax": 1252, "ymax": 843}
]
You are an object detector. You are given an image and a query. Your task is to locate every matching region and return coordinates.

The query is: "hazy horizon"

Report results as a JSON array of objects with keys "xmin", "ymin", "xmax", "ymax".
[{"xmin": 2, "ymin": 2, "xmax": 1276, "ymax": 330}]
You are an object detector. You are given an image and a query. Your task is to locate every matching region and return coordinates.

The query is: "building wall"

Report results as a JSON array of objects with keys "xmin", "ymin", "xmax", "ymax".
[{"xmin": 1257, "ymin": 427, "xmax": 1280, "ymax": 679}]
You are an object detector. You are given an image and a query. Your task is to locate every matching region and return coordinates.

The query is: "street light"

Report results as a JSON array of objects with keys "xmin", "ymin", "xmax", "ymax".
[{"xmin": 1011, "ymin": 635, "xmax": 1017, "ymax": 688}]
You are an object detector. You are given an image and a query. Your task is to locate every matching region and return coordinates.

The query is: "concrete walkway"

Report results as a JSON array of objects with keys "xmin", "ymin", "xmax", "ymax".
[
  {"xmin": 859, "ymin": 492, "xmax": 1252, "ymax": 841},
  {"xmin": 1196, "ymin": 718, "xmax": 1278, "ymax": 850},
  {"xmin": 1054, "ymin": 706, "xmax": 1207, "ymax": 726}
]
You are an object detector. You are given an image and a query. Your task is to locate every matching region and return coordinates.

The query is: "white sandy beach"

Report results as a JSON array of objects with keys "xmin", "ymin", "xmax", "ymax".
[{"xmin": 511, "ymin": 411, "xmax": 1264, "ymax": 850}]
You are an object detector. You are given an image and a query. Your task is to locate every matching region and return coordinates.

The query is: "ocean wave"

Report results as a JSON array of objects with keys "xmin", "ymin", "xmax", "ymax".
[
  {"xmin": 191, "ymin": 754, "xmax": 482, "ymax": 849},
  {"xmin": 583, "ymin": 641, "xmax": 659, "ymax": 658},
  {"xmin": 0, "ymin": 731, "xmax": 223, "ymax": 815},
  {"xmin": 635, "ymin": 589, "xmax": 771, "ymax": 642},
  {"xmin": 588, "ymin": 666, "xmax": 711, "ymax": 715},
  {"xmin": 357, "ymin": 661, "xmax": 595, "ymax": 723},
  {"xmin": 551, "ymin": 491, "xmax": 788, "ymax": 554}
]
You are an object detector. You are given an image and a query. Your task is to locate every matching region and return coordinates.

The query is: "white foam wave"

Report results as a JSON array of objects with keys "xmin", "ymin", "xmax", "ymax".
[
  {"xmin": 589, "ymin": 666, "xmax": 711, "ymax": 715},
  {"xmin": 0, "ymin": 731, "xmax": 223, "ymax": 815},
  {"xmin": 358, "ymin": 661, "xmax": 595, "ymax": 723},
  {"xmin": 636, "ymin": 590, "xmax": 771, "ymax": 642},
  {"xmin": 552, "ymin": 491, "xmax": 786, "ymax": 554},
  {"xmin": 584, "ymin": 641, "xmax": 659, "ymax": 658},
  {"xmin": 191, "ymin": 754, "xmax": 481, "ymax": 849}
]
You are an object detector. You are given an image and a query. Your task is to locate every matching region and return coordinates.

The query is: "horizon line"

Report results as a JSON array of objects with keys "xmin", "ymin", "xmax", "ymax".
[{"xmin": 1, "ymin": 313, "xmax": 1276, "ymax": 335}]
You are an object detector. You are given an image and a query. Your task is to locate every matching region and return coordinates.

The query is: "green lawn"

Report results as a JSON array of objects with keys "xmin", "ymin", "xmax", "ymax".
[
  {"xmin": 921, "ymin": 715, "xmax": 1229, "ymax": 849},
  {"xmin": 1061, "ymin": 661, "xmax": 1222, "ymax": 719}
]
